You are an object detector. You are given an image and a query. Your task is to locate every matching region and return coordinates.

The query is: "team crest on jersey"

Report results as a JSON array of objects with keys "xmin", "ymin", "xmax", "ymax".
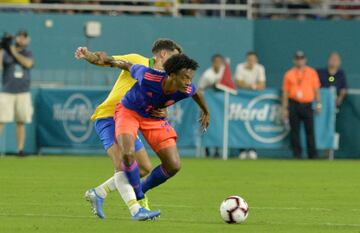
[{"xmin": 165, "ymin": 100, "xmax": 175, "ymax": 106}]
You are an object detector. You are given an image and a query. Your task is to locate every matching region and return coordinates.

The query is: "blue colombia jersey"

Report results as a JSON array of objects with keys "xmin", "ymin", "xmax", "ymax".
[{"xmin": 121, "ymin": 64, "xmax": 196, "ymax": 119}]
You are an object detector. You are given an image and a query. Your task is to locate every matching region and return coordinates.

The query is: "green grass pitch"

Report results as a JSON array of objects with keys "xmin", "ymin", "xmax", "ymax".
[{"xmin": 0, "ymin": 156, "xmax": 360, "ymax": 233}]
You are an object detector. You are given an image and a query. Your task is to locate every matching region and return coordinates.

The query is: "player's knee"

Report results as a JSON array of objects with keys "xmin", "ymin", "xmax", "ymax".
[
  {"xmin": 167, "ymin": 160, "xmax": 181, "ymax": 176},
  {"xmin": 121, "ymin": 149, "xmax": 136, "ymax": 165}
]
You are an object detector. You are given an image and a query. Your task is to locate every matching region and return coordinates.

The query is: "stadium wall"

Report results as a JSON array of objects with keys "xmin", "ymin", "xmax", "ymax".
[
  {"xmin": 254, "ymin": 20, "xmax": 360, "ymax": 88},
  {"xmin": 0, "ymin": 13, "xmax": 254, "ymax": 86},
  {"xmin": 1, "ymin": 13, "xmax": 360, "ymax": 158}
]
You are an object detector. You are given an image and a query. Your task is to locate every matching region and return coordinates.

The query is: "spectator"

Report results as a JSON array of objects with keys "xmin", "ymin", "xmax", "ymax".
[
  {"xmin": 0, "ymin": 30, "xmax": 34, "ymax": 156},
  {"xmin": 317, "ymin": 52, "xmax": 347, "ymax": 159},
  {"xmin": 235, "ymin": 51, "xmax": 266, "ymax": 160},
  {"xmin": 271, "ymin": 0, "xmax": 322, "ymax": 19},
  {"xmin": 282, "ymin": 51, "xmax": 321, "ymax": 159},
  {"xmin": 198, "ymin": 54, "xmax": 224, "ymax": 157},
  {"xmin": 317, "ymin": 52, "xmax": 347, "ymax": 109},
  {"xmin": 235, "ymin": 51, "xmax": 266, "ymax": 91},
  {"xmin": 333, "ymin": 0, "xmax": 360, "ymax": 20}
]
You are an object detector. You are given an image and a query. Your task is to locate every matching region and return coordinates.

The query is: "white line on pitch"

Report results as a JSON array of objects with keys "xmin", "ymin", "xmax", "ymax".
[
  {"xmin": 155, "ymin": 204, "xmax": 360, "ymax": 212},
  {"xmin": 260, "ymin": 221, "xmax": 360, "ymax": 228},
  {"xmin": 1, "ymin": 213, "xmax": 360, "ymax": 228},
  {"xmin": 1, "ymin": 202, "xmax": 359, "ymax": 213},
  {"xmin": 0, "ymin": 213, "xmax": 128, "ymax": 220}
]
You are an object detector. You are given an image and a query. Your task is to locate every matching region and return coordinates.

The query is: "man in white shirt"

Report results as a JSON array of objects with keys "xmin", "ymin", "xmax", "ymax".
[
  {"xmin": 198, "ymin": 54, "xmax": 224, "ymax": 157},
  {"xmin": 235, "ymin": 51, "xmax": 266, "ymax": 90},
  {"xmin": 234, "ymin": 51, "xmax": 266, "ymax": 159}
]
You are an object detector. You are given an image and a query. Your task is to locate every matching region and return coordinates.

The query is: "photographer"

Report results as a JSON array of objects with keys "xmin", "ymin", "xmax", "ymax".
[{"xmin": 0, "ymin": 30, "xmax": 34, "ymax": 156}]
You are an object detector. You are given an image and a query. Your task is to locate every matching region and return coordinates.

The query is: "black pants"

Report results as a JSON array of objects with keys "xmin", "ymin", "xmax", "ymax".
[{"xmin": 289, "ymin": 100, "xmax": 317, "ymax": 159}]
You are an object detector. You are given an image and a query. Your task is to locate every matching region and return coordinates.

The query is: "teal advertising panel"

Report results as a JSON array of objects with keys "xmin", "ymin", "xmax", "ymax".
[
  {"xmin": 202, "ymin": 89, "xmax": 336, "ymax": 149},
  {"xmin": 37, "ymin": 88, "xmax": 108, "ymax": 148},
  {"xmin": 33, "ymin": 87, "xmax": 336, "ymax": 152}
]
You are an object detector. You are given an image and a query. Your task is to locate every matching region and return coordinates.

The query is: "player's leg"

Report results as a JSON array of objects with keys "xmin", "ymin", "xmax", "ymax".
[
  {"xmin": 140, "ymin": 119, "xmax": 179, "ymax": 194},
  {"xmin": 135, "ymin": 146, "xmax": 152, "ymax": 210},
  {"xmin": 85, "ymin": 118, "xmax": 117, "ymax": 218},
  {"xmin": 115, "ymin": 104, "xmax": 160, "ymax": 220},
  {"xmin": 134, "ymin": 137, "xmax": 152, "ymax": 177},
  {"xmin": 141, "ymin": 143, "xmax": 180, "ymax": 194},
  {"xmin": 118, "ymin": 133, "xmax": 144, "ymax": 199},
  {"xmin": 117, "ymin": 133, "xmax": 160, "ymax": 220},
  {"xmin": 92, "ymin": 136, "xmax": 151, "ymax": 200},
  {"xmin": 86, "ymin": 117, "xmax": 141, "ymax": 218}
]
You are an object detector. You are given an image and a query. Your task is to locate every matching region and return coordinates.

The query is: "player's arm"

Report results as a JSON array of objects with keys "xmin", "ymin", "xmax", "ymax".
[
  {"xmin": 108, "ymin": 60, "xmax": 133, "ymax": 71},
  {"xmin": 149, "ymin": 108, "xmax": 168, "ymax": 118},
  {"xmin": 192, "ymin": 90, "xmax": 210, "ymax": 132},
  {"xmin": 75, "ymin": 47, "xmax": 113, "ymax": 66}
]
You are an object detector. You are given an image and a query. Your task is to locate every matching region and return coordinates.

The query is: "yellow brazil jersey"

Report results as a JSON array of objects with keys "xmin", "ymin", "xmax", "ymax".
[{"xmin": 91, "ymin": 53, "xmax": 154, "ymax": 121}]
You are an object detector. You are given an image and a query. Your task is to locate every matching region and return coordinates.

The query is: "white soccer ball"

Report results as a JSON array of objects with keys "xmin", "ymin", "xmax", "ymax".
[{"xmin": 220, "ymin": 195, "xmax": 249, "ymax": 224}]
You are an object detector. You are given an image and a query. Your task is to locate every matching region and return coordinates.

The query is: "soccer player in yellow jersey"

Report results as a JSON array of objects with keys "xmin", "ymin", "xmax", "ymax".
[{"xmin": 75, "ymin": 39, "xmax": 182, "ymax": 220}]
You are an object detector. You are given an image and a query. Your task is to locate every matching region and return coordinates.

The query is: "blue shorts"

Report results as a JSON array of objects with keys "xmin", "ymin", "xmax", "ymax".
[{"xmin": 94, "ymin": 117, "xmax": 144, "ymax": 152}]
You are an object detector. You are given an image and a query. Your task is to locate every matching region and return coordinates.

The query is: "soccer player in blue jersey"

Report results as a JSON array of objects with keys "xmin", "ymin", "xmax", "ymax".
[
  {"xmin": 111, "ymin": 54, "xmax": 210, "ymax": 215},
  {"xmin": 75, "ymin": 39, "xmax": 182, "ymax": 221}
]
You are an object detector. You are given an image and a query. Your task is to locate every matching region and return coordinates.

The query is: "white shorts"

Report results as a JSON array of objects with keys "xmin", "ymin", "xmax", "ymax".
[{"xmin": 0, "ymin": 92, "xmax": 33, "ymax": 123}]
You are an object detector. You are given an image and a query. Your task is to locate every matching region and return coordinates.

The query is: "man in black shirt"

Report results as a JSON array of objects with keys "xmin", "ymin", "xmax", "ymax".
[
  {"xmin": 317, "ymin": 52, "xmax": 347, "ymax": 109},
  {"xmin": 0, "ymin": 30, "xmax": 34, "ymax": 156}
]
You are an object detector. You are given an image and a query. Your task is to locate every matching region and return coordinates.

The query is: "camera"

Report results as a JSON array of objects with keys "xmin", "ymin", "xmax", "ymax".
[{"xmin": 0, "ymin": 33, "xmax": 14, "ymax": 51}]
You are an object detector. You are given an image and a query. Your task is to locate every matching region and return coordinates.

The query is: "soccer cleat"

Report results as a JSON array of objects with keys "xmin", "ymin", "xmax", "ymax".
[
  {"xmin": 132, "ymin": 207, "xmax": 160, "ymax": 221},
  {"xmin": 85, "ymin": 189, "xmax": 105, "ymax": 219},
  {"xmin": 138, "ymin": 195, "xmax": 150, "ymax": 210}
]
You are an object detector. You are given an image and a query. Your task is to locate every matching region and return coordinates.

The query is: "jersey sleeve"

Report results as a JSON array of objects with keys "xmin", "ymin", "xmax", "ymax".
[
  {"xmin": 112, "ymin": 53, "xmax": 148, "ymax": 64},
  {"xmin": 130, "ymin": 64, "xmax": 146, "ymax": 84}
]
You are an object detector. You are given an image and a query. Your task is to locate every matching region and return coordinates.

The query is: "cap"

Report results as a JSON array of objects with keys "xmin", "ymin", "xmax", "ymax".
[
  {"xmin": 294, "ymin": 50, "xmax": 305, "ymax": 59},
  {"xmin": 16, "ymin": 30, "xmax": 28, "ymax": 37}
]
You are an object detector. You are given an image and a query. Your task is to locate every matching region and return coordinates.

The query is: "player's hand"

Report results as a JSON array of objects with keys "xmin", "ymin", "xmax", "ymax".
[
  {"xmin": 75, "ymin": 47, "xmax": 89, "ymax": 59},
  {"xmin": 150, "ymin": 108, "xmax": 168, "ymax": 118},
  {"xmin": 199, "ymin": 111, "xmax": 210, "ymax": 133}
]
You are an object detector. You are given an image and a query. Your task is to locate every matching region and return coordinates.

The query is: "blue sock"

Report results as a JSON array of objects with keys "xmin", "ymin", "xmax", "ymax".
[
  {"xmin": 141, "ymin": 165, "xmax": 171, "ymax": 194},
  {"xmin": 123, "ymin": 161, "xmax": 144, "ymax": 200}
]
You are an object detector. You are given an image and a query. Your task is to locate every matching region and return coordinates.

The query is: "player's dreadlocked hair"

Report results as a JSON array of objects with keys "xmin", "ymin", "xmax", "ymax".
[
  {"xmin": 152, "ymin": 39, "xmax": 183, "ymax": 54},
  {"xmin": 163, "ymin": 54, "xmax": 199, "ymax": 75}
]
